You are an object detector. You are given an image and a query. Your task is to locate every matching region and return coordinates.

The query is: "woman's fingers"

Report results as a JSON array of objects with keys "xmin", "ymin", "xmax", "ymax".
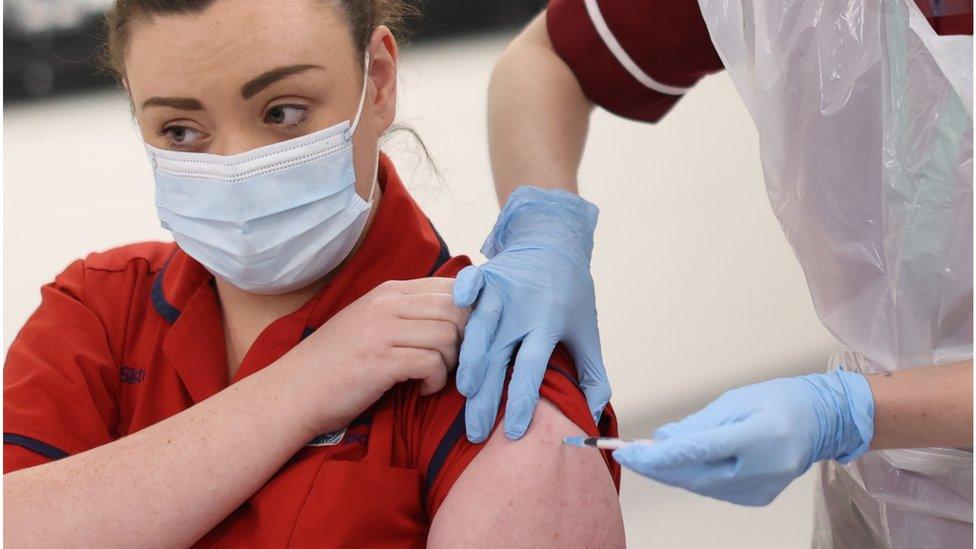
[
  {"xmin": 503, "ymin": 328, "xmax": 558, "ymax": 439},
  {"xmin": 394, "ymin": 293, "xmax": 469, "ymax": 335},
  {"xmin": 452, "ymin": 265, "xmax": 485, "ymax": 307},
  {"xmin": 573, "ymin": 322, "xmax": 611, "ymax": 424},
  {"xmin": 393, "ymin": 346, "xmax": 449, "ymax": 396},
  {"xmin": 392, "ymin": 318, "xmax": 461, "ymax": 368},
  {"xmin": 613, "ymin": 422, "xmax": 760, "ymax": 495},
  {"xmin": 456, "ymin": 290, "xmax": 504, "ymax": 397},
  {"xmin": 384, "ymin": 277, "xmax": 456, "ymax": 295},
  {"xmin": 464, "ymin": 345, "xmax": 513, "ymax": 443}
]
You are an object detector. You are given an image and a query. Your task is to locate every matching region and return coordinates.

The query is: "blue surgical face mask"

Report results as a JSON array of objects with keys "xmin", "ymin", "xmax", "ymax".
[{"xmin": 147, "ymin": 56, "xmax": 377, "ymax": 294}]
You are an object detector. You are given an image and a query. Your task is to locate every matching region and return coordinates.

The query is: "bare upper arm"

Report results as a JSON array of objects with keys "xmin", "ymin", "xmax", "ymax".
[{"xmin": 427, "ymin": 399, "xmax": 624, "ymax": 548}]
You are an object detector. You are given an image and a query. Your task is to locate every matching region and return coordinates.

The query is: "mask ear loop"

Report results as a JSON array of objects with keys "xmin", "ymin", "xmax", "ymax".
[
  {"xmin": 366, "ymin": 138, "xmax": 380, "ymax": 204},
  {"xmin": 347, "ymin": 52, "xmax": 371, "ymax": 138},
  {"xmin": 347, "ymin": 52, "xmax": 380, "ymax": 204}
]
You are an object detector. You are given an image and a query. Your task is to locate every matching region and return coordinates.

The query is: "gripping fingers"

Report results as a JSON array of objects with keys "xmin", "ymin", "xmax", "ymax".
[
  {"xmin": 455, "ymin": 291, "xmax": 503, "ymax": 397},
  {"xmin": 612, "ymin": 439, "xmax": 716, "ymax": 491},
  {"xmin": 503, "ymin": 329, "xmax": 558, "ymax": 440},
  {"xmin": 612, "ymin": 441, "xmax": 736, "ymax": 497},
  {"xmin": 395, "ymin": 293, "xmax": 469, "ymax": 336},
  {"xmin": 613, "ymin": 423, "xmax": 753, "ymax": 484},
  {"xmin": 392, "ymin": 319, "xmax": 460, "ymax": 370},
  {"xmin": 464, "ymin": 346, "xmax": 512, "ymax": 443},
  {"xmin": 577, "ymin": 348, "xmax": 611, "ymax": 425},
  {"xmin": 391, "ymin": 277, "xmax": 457, "ymax": 295},
  {"xmin": 395, "ymin": 346, "xmax": 449, "ymax": 396},
  {"xmin": 452, "ymin": 266, "xmax": 485, "ymax": 308}
]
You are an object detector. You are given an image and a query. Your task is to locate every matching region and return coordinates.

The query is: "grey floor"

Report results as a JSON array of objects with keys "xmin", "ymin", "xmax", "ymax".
[{"xmin": 4, "ymin": 32, "xmax": 835, "ymax": 546}]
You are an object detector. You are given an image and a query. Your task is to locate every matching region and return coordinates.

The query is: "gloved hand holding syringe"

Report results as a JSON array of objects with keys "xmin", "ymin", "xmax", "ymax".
[{"xmin": 567, "ymin": 370, "xmax": 874, "ymax": 507}]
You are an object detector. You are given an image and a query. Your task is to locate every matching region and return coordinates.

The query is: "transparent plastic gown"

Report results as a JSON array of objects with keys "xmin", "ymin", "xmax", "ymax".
[{"xmin": 695, "ymin": 0, "xmax": 973, "ymax": 546}]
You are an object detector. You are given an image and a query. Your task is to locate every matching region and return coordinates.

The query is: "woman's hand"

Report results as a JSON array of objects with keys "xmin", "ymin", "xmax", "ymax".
[
  {"xmin": 284, "ymin": 277, "xmax": 470, "ymax": 436},
  {"xmin": 612, "ymin": 370, "xmax": 874, "ymax": 506},
  {"xmin": 453, "ymin": 187, "xmax": 610, "ymax": 443}
]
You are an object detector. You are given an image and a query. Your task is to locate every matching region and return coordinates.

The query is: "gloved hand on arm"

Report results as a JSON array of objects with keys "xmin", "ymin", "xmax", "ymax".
[
  {"xmin": 453, "ymin": 186, "xmax": 611, "ymax": 443},
  {"xmin": 613, "ymin": 370, "xmax": 875, "ymax": 506}
]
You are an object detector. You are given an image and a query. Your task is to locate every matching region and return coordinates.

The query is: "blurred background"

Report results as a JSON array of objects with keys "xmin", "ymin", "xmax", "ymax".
[{"xmin": 4, "ymin": 1, "xmax": 836, "ymax": 546}]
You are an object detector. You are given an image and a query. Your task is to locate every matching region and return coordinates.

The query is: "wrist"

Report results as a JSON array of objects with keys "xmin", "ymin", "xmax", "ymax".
[
  {"xmin": 812, "ymin": 370, "xmax": 875, "ymax": 464},
  {"xmin": 266, "ymin": 350, "xmax": 337, "ymax": 441},
  {"xmin": 483, "ymin": 185, "xmax": 598, "ymax": 259}
]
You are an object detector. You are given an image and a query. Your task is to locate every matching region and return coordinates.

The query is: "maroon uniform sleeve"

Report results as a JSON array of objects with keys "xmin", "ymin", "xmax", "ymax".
[
  {"xmin": 547, "ymin": 0, "xmax": 724, "ymax": 122},
  {"xmin": 407, "ymin": 345, "xmax": 621, "ymax": 517},
  {"xmin": 4, "ymin": 260, "xmax": 121, "ymax": 472}
]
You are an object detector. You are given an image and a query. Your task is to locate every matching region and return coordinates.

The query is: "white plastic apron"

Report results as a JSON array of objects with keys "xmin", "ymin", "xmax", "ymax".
[{"xmin": 695, "ymin": 0, "xmax": 973, "ymax": 546}]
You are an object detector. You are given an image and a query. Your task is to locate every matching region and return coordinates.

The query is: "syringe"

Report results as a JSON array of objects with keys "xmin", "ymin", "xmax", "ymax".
[{"xmin": 562, "ymin": 436, "xmax": 654, "ymax": 450}]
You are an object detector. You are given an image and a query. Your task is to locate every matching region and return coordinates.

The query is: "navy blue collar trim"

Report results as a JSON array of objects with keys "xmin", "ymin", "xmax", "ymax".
[
  {"xmin": 301, "ymin": 221, "xmax": 452, "ymax": 341},
  {"xmin": 426, "ymin": 221, "xmax": 452, "ymax": 277},
  {"xmin": 4, "ymin": 433, "xmax": 69, "ymax": 460},
  {"xmin": 151, "ymin": 254, "xmax": 182, "ymax": 324}
]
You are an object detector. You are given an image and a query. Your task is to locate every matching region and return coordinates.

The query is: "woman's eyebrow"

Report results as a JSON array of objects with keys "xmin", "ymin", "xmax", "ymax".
[
  {"xmin": 241, "ymin": 64, "xmax": 324, "ymax": 100},
  {"xmin": 142, "ymin": 97, "xmax": 204, "ymax": 110}
]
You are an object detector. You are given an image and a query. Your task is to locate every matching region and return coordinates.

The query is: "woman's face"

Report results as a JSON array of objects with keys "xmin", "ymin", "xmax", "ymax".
[{"xmin": 125, "ymin": 0, "xmax": 398, "ymax": 199}]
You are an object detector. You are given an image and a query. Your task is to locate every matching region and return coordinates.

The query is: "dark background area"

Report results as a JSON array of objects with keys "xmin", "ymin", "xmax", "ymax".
[{"xmin": 3, "ymin": 0, "xmax": 545, "ymax": 103}]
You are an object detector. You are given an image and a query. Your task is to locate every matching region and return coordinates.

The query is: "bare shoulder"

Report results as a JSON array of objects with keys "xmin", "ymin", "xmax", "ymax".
[{"xmin": 427, "ymin": 399, "xmax": 625, "ymax": 548}]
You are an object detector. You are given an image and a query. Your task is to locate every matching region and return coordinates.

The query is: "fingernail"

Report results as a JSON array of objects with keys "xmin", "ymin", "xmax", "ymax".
[
  {"xmin": 456, "ymin": 374, "xmax": 470, "ymax": 395},
  {"xmin": 504, "ymin": 405, "xmax": 528, "ymax": 439},
  {"xmin": 469, "ymin": 413, "xmax": 495, "ymax": 444},
  {"xmin": 466, "ymin": 418, "xmax": 488, "ymax": 443},
  {"xmin": 504, "ymin": 426, "xmax": 525, "ymax": 440}
]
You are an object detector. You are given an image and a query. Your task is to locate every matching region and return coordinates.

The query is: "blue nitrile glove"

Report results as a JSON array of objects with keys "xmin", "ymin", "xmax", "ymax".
[
  {"xmin": 453, "ymin": 186, "xmax": 610, "ymax": 443},
  {"xmin": 613, "ymin": 370, "xmax": 874, "ymax": 506}
]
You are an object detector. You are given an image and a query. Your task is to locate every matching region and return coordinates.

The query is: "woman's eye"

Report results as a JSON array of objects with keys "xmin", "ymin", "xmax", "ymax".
[
  {"xmin": 161, "ymin": 125, "xmax": 205, "ymax": 147},
  {"xmin": 264, "ymin": 105, "xmax": 308, "ymax": 127}
]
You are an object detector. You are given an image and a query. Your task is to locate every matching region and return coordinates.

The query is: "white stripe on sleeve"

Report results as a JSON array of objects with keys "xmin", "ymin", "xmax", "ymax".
[{"xmin": 583, "ymin": 0, "xmax": 691, "ymax": 96}]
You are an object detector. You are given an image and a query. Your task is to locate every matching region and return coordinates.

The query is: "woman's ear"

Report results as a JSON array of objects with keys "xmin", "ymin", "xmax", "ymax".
[{"xmin": 367, "ymin": 27, "xmax": 398, "ymax": 135}]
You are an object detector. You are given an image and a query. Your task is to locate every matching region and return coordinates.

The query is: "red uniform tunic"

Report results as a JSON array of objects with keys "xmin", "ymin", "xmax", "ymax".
[
  {"xmin": 546, "ymin": 0, "xmax": 972, "ymax": 123},
  {"xmin": 4, "ymin": 156, "xmax": 620, "ymax": 547}
]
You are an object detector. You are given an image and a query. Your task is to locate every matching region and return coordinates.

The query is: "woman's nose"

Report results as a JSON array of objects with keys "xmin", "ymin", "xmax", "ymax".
[{"xmin": 212, "ymin": 131, "xmax": 272, "ymax": 156}]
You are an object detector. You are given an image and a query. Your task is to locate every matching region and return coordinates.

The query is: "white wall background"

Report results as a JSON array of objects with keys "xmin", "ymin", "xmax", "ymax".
[{"xmin": 4, "ymin": 32, "xmax": 834, "ymax": 546}]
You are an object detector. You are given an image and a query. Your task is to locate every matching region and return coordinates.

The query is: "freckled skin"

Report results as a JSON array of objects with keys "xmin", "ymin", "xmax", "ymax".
[
  {"xmin": 867, "ymin": 361, "xmax": 972, "ymax": 451},
  {"xmin": 427, "ymin": 400, "xmax": 624, "ymax": 548}
]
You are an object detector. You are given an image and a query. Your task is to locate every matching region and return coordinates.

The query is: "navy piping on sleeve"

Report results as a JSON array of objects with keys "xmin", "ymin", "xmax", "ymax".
[
  {"xmin": 3, "ymin": 433, "xmax": 69, "ymax": 460},
  {"xmin": 422, "ymin": 404, "xmax": 466, "ymax": 510},
  {"xmin": 546, "ymin": 363, "xmax": 581, "ymax": 389},
  {"xmin": 150, "ymin": 254, "xmax": 181, "ymax": 324},
  {"xmin": 421, "ymin": 362, "xmax": 589, "ymax": 510},
  {"xmin": 426, "ymin": 221, "xmax": 452, "ymax": 276}
]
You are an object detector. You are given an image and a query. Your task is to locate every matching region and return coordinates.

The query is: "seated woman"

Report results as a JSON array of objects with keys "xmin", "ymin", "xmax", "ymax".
[{"xmin": 2, "ymin": 0, "xmax": 624, "ymax": 547}]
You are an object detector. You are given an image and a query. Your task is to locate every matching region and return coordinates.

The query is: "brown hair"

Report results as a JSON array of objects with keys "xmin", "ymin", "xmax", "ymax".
[{"xmin": 103, "ymin": 0, "xmax": 419, "ymax": 83}]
